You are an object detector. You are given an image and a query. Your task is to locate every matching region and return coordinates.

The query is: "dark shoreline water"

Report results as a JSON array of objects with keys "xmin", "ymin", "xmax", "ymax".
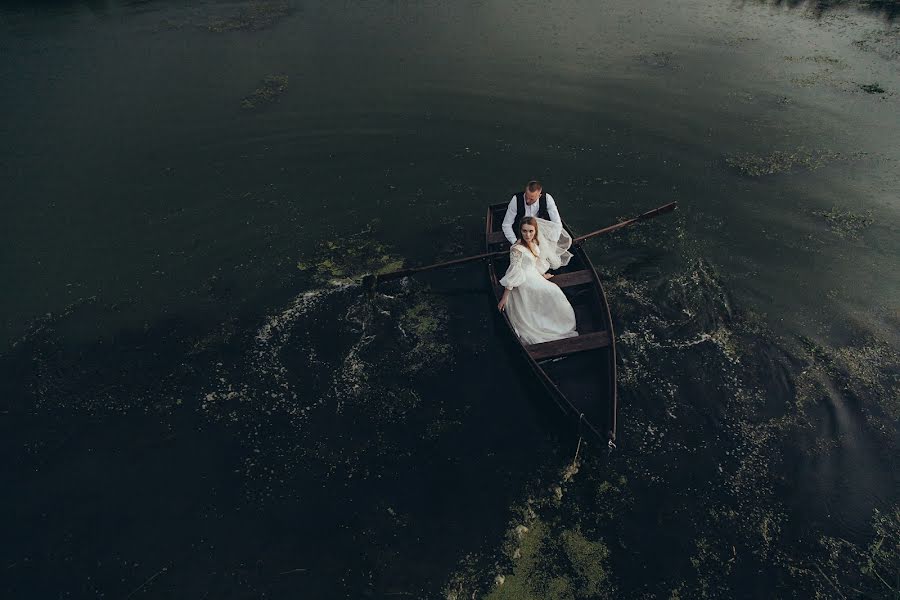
[{"xmin": 2, "ymin": 1, "xmax": 899, "ymax": 598}]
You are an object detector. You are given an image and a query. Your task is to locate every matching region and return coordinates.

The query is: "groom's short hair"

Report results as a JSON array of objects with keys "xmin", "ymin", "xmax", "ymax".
[{"xmin": 526, "ymin": 180, "xmax": 542, "ymax": 192}]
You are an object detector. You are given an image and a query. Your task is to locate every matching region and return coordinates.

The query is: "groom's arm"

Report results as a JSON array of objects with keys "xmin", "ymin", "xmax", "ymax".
[
  {"xmin": 545, "ymin": 193, "xmax": 561, "ymax": 224},
  {"xmin": 501, "ymin": 196, "xmax": 518, "ymax": 244}
]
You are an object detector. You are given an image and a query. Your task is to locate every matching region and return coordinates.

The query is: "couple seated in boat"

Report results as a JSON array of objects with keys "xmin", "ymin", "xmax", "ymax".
[{"xmin": 497, "ymin": 181, "xmax": 579, "ymax": 346}]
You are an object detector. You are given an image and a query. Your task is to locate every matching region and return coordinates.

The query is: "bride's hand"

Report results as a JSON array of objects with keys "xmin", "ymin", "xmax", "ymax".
[
  {"xmin": 497, "ymin": 297, "xmax": 507, "ymax": 312},
  {"xmin": 543, "ymin": 273, "xmax": 554, "ymax": 279}
]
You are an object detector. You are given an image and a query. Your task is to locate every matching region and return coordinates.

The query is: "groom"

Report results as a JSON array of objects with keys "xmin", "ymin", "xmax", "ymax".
[{"xmin": 501, "ymin": 180, "xmax": 562, "ymax": 245}]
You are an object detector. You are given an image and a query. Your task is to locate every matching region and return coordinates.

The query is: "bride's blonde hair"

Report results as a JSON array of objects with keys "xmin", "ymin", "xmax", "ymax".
[{"xmin": 518, "ymin": 217, "xmax": 540, "ymax": 257}]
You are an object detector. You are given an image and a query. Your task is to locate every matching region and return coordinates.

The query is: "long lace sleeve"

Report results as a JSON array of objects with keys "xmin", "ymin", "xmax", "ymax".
[{"xmin": 499, "ymin": 247, "xmax": 527, "ymax": 289}]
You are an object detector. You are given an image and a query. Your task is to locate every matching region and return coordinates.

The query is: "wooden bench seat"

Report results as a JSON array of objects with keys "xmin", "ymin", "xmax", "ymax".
[
  {"xmin": 526, "ymin": 330, "xmax": 611, "ymax": 361},
  {"xmin": 493, "ymin": 270, "xmax": 593, "ymax": 298},
  {"xmin": 551, "ymin": 269, "xmax": 593, "ymax": 288}
]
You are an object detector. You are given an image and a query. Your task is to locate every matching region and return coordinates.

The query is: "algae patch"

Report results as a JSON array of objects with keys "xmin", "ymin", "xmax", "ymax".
[
  {"xmin": 397, "ymin": 298, "xmax": 452, "ymax": 375},
  {"xmin": 199, "ymin": 273, "xmax": 456, "ymax": 504},
  {"xmin": 560, "ymin": 529, "xmax": 614, "ymax": 598},
  {"xmin": 725, "ymin": 148, "xmax": 850, "ymax": 177},
  {"xmin": 207, "ymin": 1, "xmax": 293, "ymax": 33},
  {"xmin": 853, "ymin": 25, "xmax": 900, "ymax": 60},
  {"xmin": 815, "ymin": 205, "xmax": 875, "ymax": 239},
  {"xmin": 782, "ymin": 54, "xmax": 848, "ymax": 88},
  {"xmin": 782, "ymin": 54, "xmax": 844, "ymax": 66},
  {"xmin": 636, "ymin": 51, "xmax": 683, "ymax": 70},
  {"xmin": 791, "ymin": 333, "xmax": 900, "ymax": 427},
  {"xmin": 484, "ymin": 518, "xmax": 614, "ymax": 600},
  {"xmin": 296, "ymin": 233, "xmax": 404, "ymax": 284},
  {"xmin": 806, "ymin": 505, "xmax": 900, "ymax": 598},
  {"xmin": 241, "ymin": 75, "xmax": 289, "ymax": 110}
]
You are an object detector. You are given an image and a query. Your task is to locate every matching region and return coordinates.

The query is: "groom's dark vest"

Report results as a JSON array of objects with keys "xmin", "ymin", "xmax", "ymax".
[{"xmin": 513, "ymin": 192, "xmax": 550, "ymax": 232}]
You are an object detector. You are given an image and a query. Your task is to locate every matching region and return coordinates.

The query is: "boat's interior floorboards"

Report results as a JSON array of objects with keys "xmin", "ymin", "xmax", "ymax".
[
  {"xmin": 572, "ymin": 302, "xmax": 599, "ymax": 333},
  {"xmin": 541, "ymin": 350, "xmax": 611, "ymax": 433}
]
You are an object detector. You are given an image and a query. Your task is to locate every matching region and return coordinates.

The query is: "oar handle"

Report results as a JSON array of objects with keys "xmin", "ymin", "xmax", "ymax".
[{"xmin": 574, "ymin": 201, "xmax": 678, "ymax": 244}]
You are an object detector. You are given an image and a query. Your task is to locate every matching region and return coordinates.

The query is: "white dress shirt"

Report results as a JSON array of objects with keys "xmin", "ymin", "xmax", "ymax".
[{"xmin": 501, "ymin": 193, "xmax": 561, "ymax": 244}]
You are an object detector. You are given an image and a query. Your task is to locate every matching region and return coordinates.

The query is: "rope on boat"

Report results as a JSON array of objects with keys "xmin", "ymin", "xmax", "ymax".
[
  {"xmin": 563, "ymin": 417, "xmax": 585, "ymax": 483},
  {"xmin": 572, "ymin": 431, "xmax": 583, "ymax": 469},
  {"xmin": 577, "ymin": 413, "xmax": 585, "ymax": 445}
]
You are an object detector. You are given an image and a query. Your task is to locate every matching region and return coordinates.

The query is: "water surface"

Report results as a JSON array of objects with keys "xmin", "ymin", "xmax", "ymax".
[{"xmin": 2, "ymin": 1, "xmax": 898, "ymax": 598}]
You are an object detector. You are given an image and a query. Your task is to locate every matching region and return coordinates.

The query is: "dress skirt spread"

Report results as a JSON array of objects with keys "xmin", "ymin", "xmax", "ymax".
[{"xmin": 499, "ymin": 218, "xmax": 579, "ymax": 345}]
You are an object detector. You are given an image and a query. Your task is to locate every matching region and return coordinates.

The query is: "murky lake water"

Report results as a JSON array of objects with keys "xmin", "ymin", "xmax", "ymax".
[{"xmin": 2, "ymin": 1, "xmax": 898, "ymax": 598}]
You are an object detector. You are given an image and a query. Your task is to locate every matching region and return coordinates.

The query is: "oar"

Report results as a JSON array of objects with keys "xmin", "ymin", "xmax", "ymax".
[
  {"xmin": 364, "ymin": 248, "xmax": 508, "ymax": 289},
  {"xmin": 573, "ymin": 201, "xmax": 678, "ymax": 243},
  {"xmin": 363, "ymin": 200, "xmax": 678, "ymax": 292}
]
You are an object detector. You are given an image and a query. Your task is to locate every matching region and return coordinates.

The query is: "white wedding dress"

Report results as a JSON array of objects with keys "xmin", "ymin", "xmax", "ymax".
[{"xmin": 499, "ymin": 218, "xmax": 578, "ymax": 345}]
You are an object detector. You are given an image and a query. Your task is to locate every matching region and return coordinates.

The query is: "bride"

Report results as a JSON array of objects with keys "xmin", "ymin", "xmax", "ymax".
[{"xmin": 497, "ymin": 216, "xmax": 579, "ymax": 345}]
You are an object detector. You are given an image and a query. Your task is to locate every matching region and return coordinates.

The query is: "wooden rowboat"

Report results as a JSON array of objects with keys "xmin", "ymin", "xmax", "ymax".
[{"xmin": 486, "ymin": 204, "xmax": 618, "ymax": 447}]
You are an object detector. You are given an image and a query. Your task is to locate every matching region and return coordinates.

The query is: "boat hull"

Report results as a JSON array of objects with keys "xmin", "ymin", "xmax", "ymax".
[{"xmin": 486, "ymin": 204, "xmax": 618, "ymax": 446}]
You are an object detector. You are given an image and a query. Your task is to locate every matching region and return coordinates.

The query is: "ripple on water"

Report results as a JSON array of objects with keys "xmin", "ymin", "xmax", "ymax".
[{"xmin": 444, "ymin": 234, "xmax": 898, "ymax": 597}]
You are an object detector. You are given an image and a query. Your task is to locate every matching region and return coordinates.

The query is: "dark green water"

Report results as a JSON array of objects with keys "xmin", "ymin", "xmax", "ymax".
[{"xmin": 2, "ymin": 1, "xmax": 898, "ymax": 598}]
